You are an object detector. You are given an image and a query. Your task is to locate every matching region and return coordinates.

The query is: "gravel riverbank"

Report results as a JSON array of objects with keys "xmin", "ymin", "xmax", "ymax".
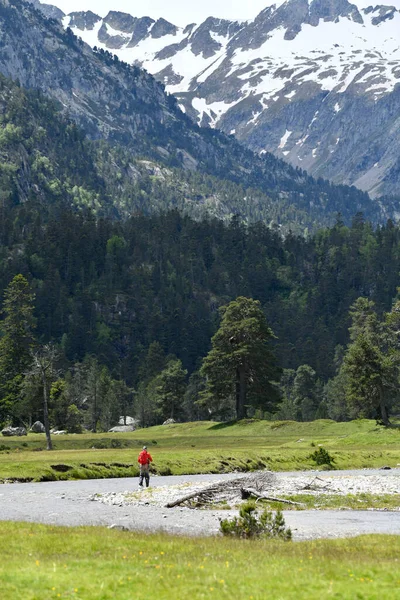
[
  {"xmin": 0, "ymin": 470, "xmax": 399, "ymax": 540},
  {"xmin": 92, "ymin": 469, "xmax": 400, "ymax": 509}
]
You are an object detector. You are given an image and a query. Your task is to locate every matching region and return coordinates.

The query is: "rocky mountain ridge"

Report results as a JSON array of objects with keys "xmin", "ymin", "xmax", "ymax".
[
  {"xmin": 40, "ymin": 0, "xmax": 400, "ymax": 198},
  {"xmin": 0, "ymin": 0, "xmax": 389, "ymax": 229}
]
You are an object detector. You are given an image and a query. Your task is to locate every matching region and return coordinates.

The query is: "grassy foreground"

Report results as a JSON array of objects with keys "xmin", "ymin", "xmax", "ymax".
[
  {"xmin": 0, "ymin": 522, "xmax": 399, "ymax": 600},
  {"xmin": 1, "ymin": 419, "xmax": 400, "ymax": 482}
]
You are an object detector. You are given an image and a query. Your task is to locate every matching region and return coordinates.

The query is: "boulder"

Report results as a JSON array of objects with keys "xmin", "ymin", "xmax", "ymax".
[
  {"xmin": 118, "ymin": 416, "xmax": 139, "ymax": 426},
  {"xmin": 1, "ymin": 426, "xmax": 27, "ymax": 437},
  {"xmin": 53, "ymin": 430, "xmax": 66, "ymax": 435},
  {"xmin": 162, "ymin": 418, "xmax": 176, "ymax": 426},
  {"xmin": 31, "ymin": 421, "xmax": 45, "ymax": 433},
  {"xmin": 108, "ymin": 425, "xmax": 135, "ymax": 433}
]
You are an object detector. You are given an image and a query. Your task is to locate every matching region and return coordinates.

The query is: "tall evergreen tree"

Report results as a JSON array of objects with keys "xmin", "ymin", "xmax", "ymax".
[
  {"xmin": 200, "ymin": 297, "xmax": 281, "ymax": 419},
  {"xmin": 82, "ymin": 357, "xmax": 108, "ymax": 433},
  {"xmin": 293, "ymin": 365, "xmax": 319, "ymax": 421},
  {"xmin": 154, "ymin": 358, "xmax": 187, "ymax": 421},
  {"xmin": 276, "ymin": 369, "xmax": 297, "ymax": 420},
  {"xmin": 0, "ymin": 275, "xmax": 35, "ymax": 424},
  {"xmin": 342, "ymin": 298, "xmax": 399, "ymax": 425}
]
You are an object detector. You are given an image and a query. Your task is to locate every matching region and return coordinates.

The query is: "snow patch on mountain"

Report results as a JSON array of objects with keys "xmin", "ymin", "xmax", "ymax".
[{"xmin": 33, "ymin": 0, "xmax": 400, "ymax": 197}]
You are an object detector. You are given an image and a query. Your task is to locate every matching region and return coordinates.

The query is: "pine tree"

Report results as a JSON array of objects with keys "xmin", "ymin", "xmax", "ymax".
[
  {"xmin": 0, "ymin": 275, "xmax": 35, "ymax": 424},
  {"xmin": 293, "ymin": 365, "xmax": 319, "ymax": 421},
  {"xmin": 200, "ymin": 297, "xmax": 281, "ymax": 420},
  {"xmin": 154, "ymin": 358, "xmax": 187, "ymax": 421},
  {"xmin": 342, "ymin": 298, "xmax": 399, "ymax": 425}
]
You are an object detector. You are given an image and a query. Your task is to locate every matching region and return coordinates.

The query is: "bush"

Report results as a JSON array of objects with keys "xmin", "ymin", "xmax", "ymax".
[
  {"xmin": 91, "ymin": 440, "xmax": 109, "ymax": 449},
  {"xmin": 110, "ymin": 439, "xmax": 122, "ymax": 449},
  {"xmin": 157, "ymin": 465, "xmax": 172, "ymax": 476},
  {"xmin": 309, "ymin": 447, "xmax": 335, "ymax": 467},
  {"xmin": 219, "ymin": 502, "xmax": 292, "ymax": 540}
]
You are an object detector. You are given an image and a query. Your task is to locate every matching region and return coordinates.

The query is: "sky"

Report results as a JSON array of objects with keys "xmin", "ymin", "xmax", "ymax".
[{"xmin": 44, "ymin": 0, "xmax": 275, "ymax": 25}]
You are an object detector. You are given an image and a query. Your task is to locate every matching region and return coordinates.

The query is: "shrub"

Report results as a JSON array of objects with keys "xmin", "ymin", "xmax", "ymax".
[
  {"xmin": 110, "ymin": 439, "xmax": 122, "ymax": 448},
  {"xmin": 219, "ymin": 502, "xmax": 292, "ymax": 540},
  {"xmin": 91, "ymin": 440, "xmax": 109, "ymax": 449},
  {"xmin": 309, "ymin": 446, "xmax": 334, "ymax": 467},
  {"xmin": 157, "ymin": 465, "xmax": 172, "ymax": 476}
]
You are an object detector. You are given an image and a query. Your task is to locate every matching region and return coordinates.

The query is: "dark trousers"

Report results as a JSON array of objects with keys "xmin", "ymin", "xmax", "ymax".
[{"xmin": 139, "ymin": 464, "xmax": 150, "ymax": 487}]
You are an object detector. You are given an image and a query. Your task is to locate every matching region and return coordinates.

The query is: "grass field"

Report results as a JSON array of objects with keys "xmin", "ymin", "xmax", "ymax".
[
  {"xmin": 0, "ymin": 522, "xmax": 399, "ymax": 600},
  {"xmin": 0, "ymin": 419, "xmax": 399, "ymax": 482}
]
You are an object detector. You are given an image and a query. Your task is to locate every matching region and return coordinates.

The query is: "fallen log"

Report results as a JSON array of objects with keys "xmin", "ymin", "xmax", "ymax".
[
  {"xmin": 165, "ymin": 486, "xmax": 219, "ymax": 508},
  {"xmin": 165, "ymin": 472, "xmax": 278, "ymax": 508},
  {"xmin": 241, "ymin": 487, "xmax": 304, "ymax": 506}
]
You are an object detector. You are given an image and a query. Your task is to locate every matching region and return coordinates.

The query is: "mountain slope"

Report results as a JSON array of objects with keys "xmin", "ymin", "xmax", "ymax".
[
  {"xmin": 0, "ymin": 0, "xmax": 393, "ymax": 228},
  {"xmin": 54, "ymin": 0, "xmax": 400, "ymax": 198},
  {"xmin": 0, "ymin": 72, "xmax": 355, "ymax": 234},
  {"xmin": 0, "ymin": 73, "xmax": 315, "ymax": 232}
]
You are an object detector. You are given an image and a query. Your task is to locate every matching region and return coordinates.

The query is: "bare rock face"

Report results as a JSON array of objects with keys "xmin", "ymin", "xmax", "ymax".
[
  {"xmin": 103, "ymin": 11, "xmax": 137, "ymax": 33},
  {"xmin": 151, "ymin": 18, "xmax": 178, "ymax": 39},
  {"xmin": 126, "ymin": 17, "xmax": 155, "ymax": 48},
  {"xmin": 68, "ymin": 11, "xmax": 101, "ymax": 31},
  {"xmin": 27, "ymin": 0, "xmax": 65, "ymax": 21},
  {"xmin": 31, "ymin": 421, "xmax": 45, "ymax": 433},
  {"xmin": 1, "ymin": 426, "xmax": 27, "ymax": 436}
]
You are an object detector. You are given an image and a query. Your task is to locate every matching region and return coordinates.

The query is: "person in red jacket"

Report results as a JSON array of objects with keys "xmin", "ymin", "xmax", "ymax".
[{"xmin": 138, "ymin": 446, "xmax": 153, "ymax": 488}]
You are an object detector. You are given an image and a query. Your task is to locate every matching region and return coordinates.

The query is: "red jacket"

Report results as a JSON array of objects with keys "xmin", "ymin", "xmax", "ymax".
[{"xmin": 138, "ymin": 450, "xmax": 153, "ymax": 465}]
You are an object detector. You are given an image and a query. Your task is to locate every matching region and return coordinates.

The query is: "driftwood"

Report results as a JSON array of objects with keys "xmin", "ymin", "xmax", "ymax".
[
  {"xmin": 165, "ymin": 486, "xmax": 219, "ymax": 508},
  {"xmin": 241, "ymin": 487, "xmax": 304, "ymax": 506},
  {"xmin": 301, "ymin": 476, "xmax": 330, "ymax": 491},
  {"xmin": 165, "ymin": 472, "xmax": 280, "ymax": 509}
]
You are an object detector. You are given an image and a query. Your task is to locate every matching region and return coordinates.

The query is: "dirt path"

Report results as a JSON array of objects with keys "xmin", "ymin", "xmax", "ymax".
[{"xmin": 1, "ymin": 470, "xmax": 399, "ymax": 540}]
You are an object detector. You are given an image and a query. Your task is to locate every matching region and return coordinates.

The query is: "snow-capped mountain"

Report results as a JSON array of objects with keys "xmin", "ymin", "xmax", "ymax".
[{"xmin": 35, "ymin": 0, "xmax": 400, "ymax": 197}]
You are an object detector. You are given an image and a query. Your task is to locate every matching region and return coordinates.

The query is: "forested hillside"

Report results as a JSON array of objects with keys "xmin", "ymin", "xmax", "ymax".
[
  {"xmin": 3, "ymin": 209, "xmax": 399, "ymax": 377},
  {"xmin": 0, "ymin": 71, "xmax": 399, "ymax": 425},
  {"xmin": 0, "ymin": 74, "xmax": 357, "ymax": 234},
  {"xmin": 0, "ymin": 2, "xmax": 400, "ymax": 432},
  {"xmin": 2, "ymin": 202, "xmax": 400, "ymax": 427}
]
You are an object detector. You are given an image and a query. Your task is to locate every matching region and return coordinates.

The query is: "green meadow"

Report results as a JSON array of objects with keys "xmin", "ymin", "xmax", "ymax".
[
  {"xmin": 0, "ymin": 522, "xmax": 399, "ymax": 600},
  {"xmin": 0, "ymin": 419, "xmax": 399, "ymax": 482},
  {"xmin": 1, "ymin": 421, "xmax": 400, "ymax": 599}
]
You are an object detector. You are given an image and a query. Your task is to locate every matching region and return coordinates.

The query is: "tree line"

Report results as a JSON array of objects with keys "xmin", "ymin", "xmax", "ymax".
[{"xmin": 1, "ymin": 272, "xmax": 399, "ymax": 444}]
